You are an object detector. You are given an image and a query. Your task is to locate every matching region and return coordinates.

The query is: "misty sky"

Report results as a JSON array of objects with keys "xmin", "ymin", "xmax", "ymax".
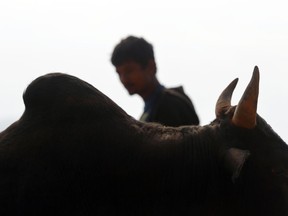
[{"xmin": 0, "ymin": 0, "xmax": 287, "ymax": 142}]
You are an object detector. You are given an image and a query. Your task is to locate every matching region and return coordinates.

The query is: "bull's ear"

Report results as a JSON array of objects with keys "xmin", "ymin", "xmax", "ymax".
[{"xmin": 224, "ymin": 148, "xmax": 250, "ymax": 183}]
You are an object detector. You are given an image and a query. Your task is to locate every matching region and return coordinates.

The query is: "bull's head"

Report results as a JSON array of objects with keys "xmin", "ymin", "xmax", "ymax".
[{"xmin": 215, "ymin": 66, "xmax": 288, "ymax": 215}]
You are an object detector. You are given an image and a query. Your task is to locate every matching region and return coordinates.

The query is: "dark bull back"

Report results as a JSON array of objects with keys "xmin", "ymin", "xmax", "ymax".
[{"xmin": 0, "ymin": 66, "xmax": 287, "ymax": 216}]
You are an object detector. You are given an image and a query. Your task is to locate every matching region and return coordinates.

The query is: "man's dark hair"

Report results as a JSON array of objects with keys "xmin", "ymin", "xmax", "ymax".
[{"xmin": 111, "ymin": 36, "xmax": 155, "ymax": 68}]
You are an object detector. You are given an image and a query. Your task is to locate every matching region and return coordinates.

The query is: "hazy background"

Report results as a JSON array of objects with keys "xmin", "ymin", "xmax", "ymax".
[{"xmin": 0, "ymin": 0, "xmax": 287, "ymax": 142}]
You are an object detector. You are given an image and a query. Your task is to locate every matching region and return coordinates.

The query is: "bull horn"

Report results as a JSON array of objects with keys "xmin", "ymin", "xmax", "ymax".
[
  {"xmin": 232, "ymin": 66, "xmax": 260, "ymax": 128},
  {"xmin": 215, "ymin": 78, "xmax": 238, "ymax": 118}
]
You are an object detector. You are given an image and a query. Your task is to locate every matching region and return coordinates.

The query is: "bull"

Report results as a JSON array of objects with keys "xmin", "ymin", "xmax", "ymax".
[{"xmin": 0, "ymin": 66, "xmax": 287, "ymax": 216}]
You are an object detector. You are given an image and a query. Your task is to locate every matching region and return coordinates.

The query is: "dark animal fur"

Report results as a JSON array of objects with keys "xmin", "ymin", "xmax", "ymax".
[{"xmin": 0, "ymin": 73, "xmax": 287, "ymax": 216}]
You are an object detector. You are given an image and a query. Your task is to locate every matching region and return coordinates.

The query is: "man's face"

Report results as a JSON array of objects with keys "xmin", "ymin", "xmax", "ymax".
[{"xmin": 116, "ymin": 61, "xmax": 153, "ymax": 96}]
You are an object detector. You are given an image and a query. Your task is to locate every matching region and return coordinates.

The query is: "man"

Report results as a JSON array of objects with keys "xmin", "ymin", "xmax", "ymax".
[{"xmin": 111, "ymin": 35, "xmax": 199, "ymax": 127}]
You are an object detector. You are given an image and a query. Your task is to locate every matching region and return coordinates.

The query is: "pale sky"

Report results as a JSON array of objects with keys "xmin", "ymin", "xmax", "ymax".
[{"xmin": 0, "ymin": 0, "xmax": 287, "ymax": 142}]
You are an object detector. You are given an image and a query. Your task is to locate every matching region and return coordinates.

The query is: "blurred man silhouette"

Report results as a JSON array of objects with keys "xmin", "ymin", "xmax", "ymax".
[{"xmin": 111, "ymin": 35, "xmax": 199, "ymax": 127}]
